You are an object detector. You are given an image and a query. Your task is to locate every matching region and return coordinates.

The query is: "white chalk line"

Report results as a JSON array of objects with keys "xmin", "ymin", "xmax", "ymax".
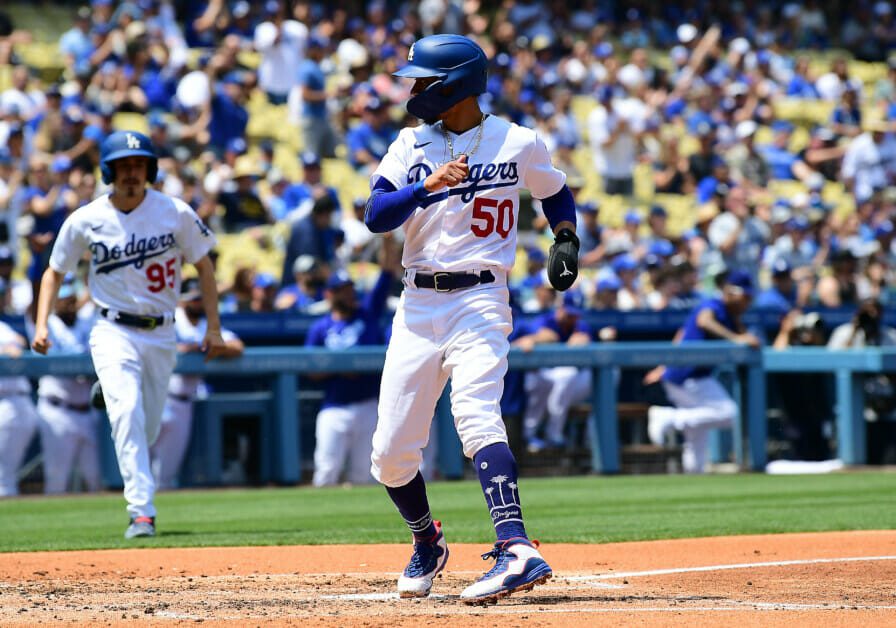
[
  {"xmin": 283, "ymin": 555, "xmax": 896, "ymax": 581},
  {"xmin": 565, "ymin": 555, "xmax": 896, "ymax": 581},
  {"xmin": 147, "ymin": 556, "xmax": 896, "ymax": 617}
]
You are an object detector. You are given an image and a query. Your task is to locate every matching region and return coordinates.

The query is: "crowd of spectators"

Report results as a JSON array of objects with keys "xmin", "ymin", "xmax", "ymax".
[{"xmin": 0, "ymin": 0, "xmax": 894, "ymax": 328}]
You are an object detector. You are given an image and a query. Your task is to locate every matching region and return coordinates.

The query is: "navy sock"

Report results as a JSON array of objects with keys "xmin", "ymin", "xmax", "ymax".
[
  {"xmin": 385, "ymin": 471, "xmax": 437, "ymax": 542},
  {"xmin": 474, "ymin": 442, "xmax": 528, "ymax": 541}
]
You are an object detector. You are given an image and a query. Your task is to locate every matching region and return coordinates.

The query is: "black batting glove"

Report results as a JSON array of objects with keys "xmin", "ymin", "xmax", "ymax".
[{"xmin": 547, "ymin": 228, "xmax": 579, "ymax": 291}]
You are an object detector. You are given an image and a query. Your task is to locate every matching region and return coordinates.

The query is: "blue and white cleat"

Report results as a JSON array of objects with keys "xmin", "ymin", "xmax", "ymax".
[
  {"xmin": 124, "ymin": 516, "xmax": 155, "ymax": 539},
  {"xmin": 397, "ymin": 520, "xmax": 449, "ymax": 598},
  {"xmin": 460, "ymin": 537, "xmax": 553, "ymax": 604}
]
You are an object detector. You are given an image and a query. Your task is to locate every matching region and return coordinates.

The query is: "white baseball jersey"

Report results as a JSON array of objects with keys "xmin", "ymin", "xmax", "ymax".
[
  {"xmin": 371, "ymin": 115, "xmax": 566, "ymax": 272},
  {"xmin": 49, "ymin": 190, "xmax": 216, "ymax": 316},
  {"xmin": 168, "ymin": 309, "xmax": 238, "ymax": 400}
]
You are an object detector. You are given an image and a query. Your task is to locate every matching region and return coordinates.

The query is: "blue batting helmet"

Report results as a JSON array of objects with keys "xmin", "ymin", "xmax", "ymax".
[
  {"xmin": 99, "ymin": 130, "xmax": 158, "ymax": 185},
  {"xmin": 393, "ymin": 34, "xmax": 487, "ymax": 123}
]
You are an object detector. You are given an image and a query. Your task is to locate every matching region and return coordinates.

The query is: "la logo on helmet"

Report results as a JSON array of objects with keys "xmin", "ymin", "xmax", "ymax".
[
  {"xmin": 408, "ymin": 43, "xmax": 414, "ymax": 61},
  {"xmin": 126, "ymin": 133, "xmax": 141, "ymax": 149}
]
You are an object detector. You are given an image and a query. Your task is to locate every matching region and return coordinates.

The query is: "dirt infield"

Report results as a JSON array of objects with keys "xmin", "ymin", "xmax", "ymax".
[{"xmin": 1, "ymin": 531, "xmax": 895, "ymax": 627}]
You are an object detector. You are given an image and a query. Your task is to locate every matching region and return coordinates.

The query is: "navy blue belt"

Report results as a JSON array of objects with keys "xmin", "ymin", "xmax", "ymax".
[
  {"xmin": 101, "ymin": 308, "xmax": 166, "ymax": 330},
  {"xmin": 414, "ymin": 270, "xmax": 495, "ymax": 292}
]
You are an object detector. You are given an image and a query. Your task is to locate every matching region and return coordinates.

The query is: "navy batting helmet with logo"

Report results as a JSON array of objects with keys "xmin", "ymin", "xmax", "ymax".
[
  {"xmin": 99, "ymin": 130, "xmax": 158, "ymax": 185},
  {"xmin": 393, "ymin": 34, "xmax": 487, "ymax": 124}
]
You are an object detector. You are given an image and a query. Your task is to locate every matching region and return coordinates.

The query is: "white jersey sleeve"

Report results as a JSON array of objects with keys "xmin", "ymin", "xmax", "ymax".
[
  {"xmin": 370, "ymin": 129, "xmax": 412, "ymax": 191},
  {"xmin": 173, "ymin": 198, "xmax": 216, "ymax": 264},
  {"xmin": 49, "ymin": 213, "xmax": 89, "ymax": 274},
  {"xmin": 523, "ymin": 132, "xmax": 567, "ymax": 200}
]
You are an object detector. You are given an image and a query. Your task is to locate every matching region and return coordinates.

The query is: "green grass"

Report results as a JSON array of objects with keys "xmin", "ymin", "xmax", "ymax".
[{"xmin": 1, "ymin": 472, "xmax": 894, "ymax": 552}]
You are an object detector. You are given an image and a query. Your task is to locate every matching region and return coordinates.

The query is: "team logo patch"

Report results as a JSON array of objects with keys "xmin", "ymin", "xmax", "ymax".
[
  {"xmin": 126, "ymin": 133, "xmax": 141, "ymax": 149},
  {"xmin": 194, "ymin": 218, "xmax": 210, "ymax": 237},
  {"xmin": 484, "ymin": 475, "xmax": 523, "ymax": 527},
  {"xmin": 408, "ymin": 43, "xmax": 415, "ymax": 61}
]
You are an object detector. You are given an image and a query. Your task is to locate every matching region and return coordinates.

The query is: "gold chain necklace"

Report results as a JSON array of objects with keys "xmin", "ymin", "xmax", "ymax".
[{"xmin": 440, "ymin": 114, "xmax": 487, "ymax": 164}]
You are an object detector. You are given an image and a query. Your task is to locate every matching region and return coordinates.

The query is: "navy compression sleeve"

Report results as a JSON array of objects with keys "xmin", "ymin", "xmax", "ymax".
[
  {"xmin": 540, "ymin": 184, "xmax": 577, "ymax": 230},
  {"xmin": 364, "ymin": 178, "xmax": 429, "ymax": 233}
]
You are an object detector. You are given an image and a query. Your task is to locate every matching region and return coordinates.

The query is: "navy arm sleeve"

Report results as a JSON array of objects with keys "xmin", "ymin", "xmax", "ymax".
[
  {"xmin": 364, "ymin": 178, "xmax": 429, "ymax": 233},
  {"xmin": 540, "ymin": 184, "xmax": 577, "ymax": 230}
]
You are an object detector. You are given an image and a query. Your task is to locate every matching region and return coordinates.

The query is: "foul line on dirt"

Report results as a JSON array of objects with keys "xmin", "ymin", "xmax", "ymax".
[{"xmin": 564, "ymin": 555, "xmax": 896, "ymax": 581}]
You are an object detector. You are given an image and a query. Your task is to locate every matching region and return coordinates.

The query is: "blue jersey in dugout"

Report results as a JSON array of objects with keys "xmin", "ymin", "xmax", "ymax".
[
  {"xmin": 663, "ymin": 297, "xmax": 737, "ymax": 385},
  {"xmin": 530, "ymin": 311, "xmax": 592, "ymax": 343},
  {"xmin": 305, "ymin": 271, "xmax": 393, "ymax": 408}
]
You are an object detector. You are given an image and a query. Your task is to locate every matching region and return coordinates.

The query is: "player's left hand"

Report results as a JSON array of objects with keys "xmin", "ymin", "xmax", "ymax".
[
  {"xmin": 547, "ymin": 228, "xmax": 579, "ymax": 291},
  {"xmin": 201, "ymin": 329, "xmax": 227, "ymax": 362}
]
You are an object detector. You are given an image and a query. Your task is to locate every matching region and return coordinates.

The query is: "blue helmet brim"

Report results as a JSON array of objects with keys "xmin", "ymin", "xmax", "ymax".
[
  {"xmin": 392, "ymin": 64, "xmax": 447, "ymax": 79},
  {"xmin": 103, "ymin": 148, "xmax": 157, "ymax": 163}
]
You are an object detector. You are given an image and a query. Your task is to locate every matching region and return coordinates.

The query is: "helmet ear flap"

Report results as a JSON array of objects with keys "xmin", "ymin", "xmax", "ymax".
[
  {"xmin": 100, "ymin": 162, "xmax": 114, "ymax": 185},
  {"xmin": 147, "ymin": 160, "xmax": 158, "ymax": 184}
]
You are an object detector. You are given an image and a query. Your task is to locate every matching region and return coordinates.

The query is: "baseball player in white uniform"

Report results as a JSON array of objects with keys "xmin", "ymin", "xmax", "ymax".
[
  {"xmin": 0, "ymin": 320, "xmax": 39, "ymax": 497},
  {"xmin": 364, "ymin": 35, "xmax": 580, "ymax": 604},
  {"xmin": 151, "ymin": 278, "xmax": 243, "ymax": 489},
  {"xmin": 32, "ymin": 130, "xmax": 225, "ymax": 538},
  {"xmin": 33, "ymin": 278, "xmax": 102, "ymax": 493}
]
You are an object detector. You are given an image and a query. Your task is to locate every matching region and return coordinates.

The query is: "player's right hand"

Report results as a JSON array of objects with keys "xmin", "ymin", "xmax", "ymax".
[
  {"xmin": 424, "ymin": 154, "xmax": 469, "ymax": 192},
  {"xmin": 31, "ymin": 327, "xmax": 52, "ymax": 355}
]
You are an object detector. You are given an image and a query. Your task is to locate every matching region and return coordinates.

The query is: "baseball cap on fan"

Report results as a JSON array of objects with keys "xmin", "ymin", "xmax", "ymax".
[
  {"xmin": 561, "ymin": 290, "xmax": 585, "ymax": 316},
  {"xmin": 300, "ymin": 151, "xmax": 321, "ymax": 168},
  {"xmin": 724, "ymin": 269, "xmax": 754, "ymax": 297},
  {"xmin": 180, "ymin": 278, "xmax": 202, "ymax": 301},
  {"xmin": 326, "ymin": 270, "xmax": 354, "ymax": 291},
  {"xmin": 232, "ymin": 1, "xmax": 250, "ymax": 19}
]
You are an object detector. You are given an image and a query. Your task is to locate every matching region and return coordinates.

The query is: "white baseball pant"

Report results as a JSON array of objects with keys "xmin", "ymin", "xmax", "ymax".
[
  {"xmin": 89, "ymin": 319, "xmax": 177, "ymax": 519},
  {"xmin": 661, "ymin": 377, "xmax": 737, "ymax": 473},
  {"xmin": 150, "ymin": 396, "xmax": 193, "ymax": 490},
  {"xmin": 36, "ymin": 398, "xmax": 101, "ymax": 493},
  {"xmin": 313, "ymin": 398, "xmax": 378, "ymax": 487},
  {"xmin": 419, "ymin": 421, "xmax": 439, "ymax": 481},
  {"xmin": 371, "ymin": 276, "xmax": 512, "ymax": 487},
  {"xmin": 0, "ymin": 395, "xmax": 39, "ymax": 497},
  {"xmin": 524, "ymin": 367, "xmax": 592, "ymax": 443}
]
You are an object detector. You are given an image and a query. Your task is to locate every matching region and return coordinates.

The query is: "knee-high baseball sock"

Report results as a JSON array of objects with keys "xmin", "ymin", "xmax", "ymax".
[
  {"xmin": 474, "ymin": 442, "xmax": 527, "ymax": 541},
  {"xmin": 385, "ymin": 471, "xmax": 437, "ymax": 542}
]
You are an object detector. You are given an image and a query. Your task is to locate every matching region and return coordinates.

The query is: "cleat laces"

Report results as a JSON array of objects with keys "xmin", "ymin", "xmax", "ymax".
[
  {"xmin": 404, "ymin": 538, "xmax": 441, "ymax": 577},
  {"xmin": 477, "ymin": 538, "xmax": 540, "ymax": 581}
]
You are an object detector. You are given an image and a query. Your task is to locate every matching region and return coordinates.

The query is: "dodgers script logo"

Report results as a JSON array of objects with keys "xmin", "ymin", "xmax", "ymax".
[
  {"xmin": 90, "ymin": 232, "xmax": 176, "ymax": 274},
  {"xmin": 407, "ymin": 161, "xmax": 520, "ymax": 204}
]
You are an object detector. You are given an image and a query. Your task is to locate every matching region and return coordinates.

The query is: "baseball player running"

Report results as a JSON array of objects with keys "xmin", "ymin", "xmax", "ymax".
[
  {"xmin": 365, "ymin": 34, "xmax": 580, "ymax": 604},
  {"xmin": 32, "ymin": 130, "xmax": 225, "ymax": 538},
  {"xmin": 151, "ymin": 278, "xmax": 244, "ymax": 489}
]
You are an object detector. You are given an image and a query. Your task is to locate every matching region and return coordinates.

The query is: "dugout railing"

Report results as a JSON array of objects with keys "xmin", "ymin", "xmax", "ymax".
[{"xmin": 4, "ymin": 344, "xmax": 895, "ymax": 486}]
